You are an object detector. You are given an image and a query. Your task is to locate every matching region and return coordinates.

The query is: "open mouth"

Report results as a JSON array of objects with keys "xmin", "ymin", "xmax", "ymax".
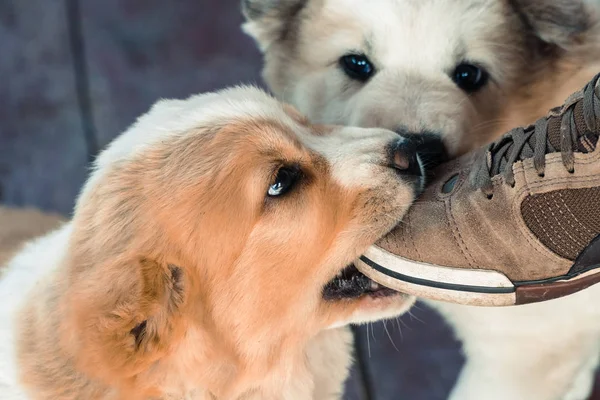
[{"xmin": 323, "ymin": 264, "xmax": 398, "ymax": 300}]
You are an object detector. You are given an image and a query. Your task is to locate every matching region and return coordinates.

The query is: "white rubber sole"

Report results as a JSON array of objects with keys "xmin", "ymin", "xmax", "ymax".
[{"xmin": 356, "ymin": 246, "xmax": 518, "ymax": 306}]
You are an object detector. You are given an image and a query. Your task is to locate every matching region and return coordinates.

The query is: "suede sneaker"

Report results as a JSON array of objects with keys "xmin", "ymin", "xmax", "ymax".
[{"xmin": 356, "ymin": 73, "xmax": 600, "ymax": 306}]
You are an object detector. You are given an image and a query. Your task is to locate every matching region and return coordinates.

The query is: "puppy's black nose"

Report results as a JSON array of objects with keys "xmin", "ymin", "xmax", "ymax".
[
  {"xmin": 391, "ymin": 139, "xmax": 421, "ymax": 176},
  {"xmin": 397, "ymin": 130, "xmax": 449, "ymax": 170}
]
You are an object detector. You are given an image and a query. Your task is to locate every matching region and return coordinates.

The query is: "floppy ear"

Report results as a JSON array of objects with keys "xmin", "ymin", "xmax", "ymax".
[
  {"xmin": 241, "ymin": 0, "xmax": 308, "ymax": 51},
  {"xmin": 128, "ymin": 260, "xmax": 185, "ymax": 354},
  {"xmin": 509, "ymin": 0, "xmax": 599, "ymax": 49},
  {"xmin": 73, "ymin": 258, "xmax": 186, "ymax": 379}
]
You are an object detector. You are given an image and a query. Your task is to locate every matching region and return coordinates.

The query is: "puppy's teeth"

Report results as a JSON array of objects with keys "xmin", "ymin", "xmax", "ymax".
[{"xmin": 370, "ymin": 281, "xmax": 380, "ymax": 291}]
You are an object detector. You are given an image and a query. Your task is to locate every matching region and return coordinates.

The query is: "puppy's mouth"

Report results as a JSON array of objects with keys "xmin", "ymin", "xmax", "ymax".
[{"xmin": 322, "ymin": 264, "xmax": 397, "ymax": 300}]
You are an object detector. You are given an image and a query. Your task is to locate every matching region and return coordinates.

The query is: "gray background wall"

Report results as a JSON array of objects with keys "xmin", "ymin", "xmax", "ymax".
[{"xmin": 2, "ymin": 1, "xmax": 598, "ymax": 399}]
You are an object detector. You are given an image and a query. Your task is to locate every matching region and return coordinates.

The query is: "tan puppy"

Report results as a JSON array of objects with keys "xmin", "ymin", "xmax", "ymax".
[{"xmin": 0, "ymin": 87, "xmax": 423, "ymax": 399}]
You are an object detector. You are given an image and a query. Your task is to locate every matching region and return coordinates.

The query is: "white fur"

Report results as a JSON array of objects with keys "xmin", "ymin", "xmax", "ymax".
[
  {"xmin": 244, "ymin": 0, "xmax": 600, "ymax": 398},
  {"xmin": 0, "ymin": 225, "xmax": 70, "ymax": 398},
  {"xmin": 305, "ymin": 126, "xmax": 409, "ymax": 188},
  {"xmin": 434, "ymin": 288, "xmax": 600, "ymax": 400}
]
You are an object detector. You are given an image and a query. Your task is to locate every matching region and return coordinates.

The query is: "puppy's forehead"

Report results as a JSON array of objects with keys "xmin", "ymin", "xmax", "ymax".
[
  {"xmin": 311, "ymin": 0, "xmax": 506, "ymax": 70},
  {"xmin": 80, "ymin": 87, "xmax": 311, "ymax": 200},
  {"xmin": 94, "ymin": 87, "xmax": 300, "ymax": 168}
]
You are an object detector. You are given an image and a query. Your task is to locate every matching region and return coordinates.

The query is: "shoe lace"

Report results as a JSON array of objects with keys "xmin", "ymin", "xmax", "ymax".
[{"xmin": 472, "ymin": 73, "xmax": 600, "ymax": 198}]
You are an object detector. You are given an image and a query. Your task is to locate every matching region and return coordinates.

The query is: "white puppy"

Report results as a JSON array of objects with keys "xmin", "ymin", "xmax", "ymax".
[{"xmin": 243, "ymin": 0, "xmax": 600, "ymax": 398}]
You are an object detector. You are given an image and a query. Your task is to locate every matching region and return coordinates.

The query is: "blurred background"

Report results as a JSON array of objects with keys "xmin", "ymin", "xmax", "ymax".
[{"xmin": 1, "ymin": 1, "xmax": 598, "ymax": 399}]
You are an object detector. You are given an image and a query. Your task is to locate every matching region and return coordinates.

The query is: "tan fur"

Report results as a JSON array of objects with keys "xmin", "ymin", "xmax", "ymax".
[
  {"xmin": 501, "ymin": 61, "xmax": 600, "ymax": 134},
  {"xmin": 7, "ymin": 92, "xmax": 416, "ymax": 399}
]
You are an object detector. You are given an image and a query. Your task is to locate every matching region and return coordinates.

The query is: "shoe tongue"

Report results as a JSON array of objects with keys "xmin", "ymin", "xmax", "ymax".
[{"xmin": 546, "ymin": 99, "xmax": 599, "ymax": 153}]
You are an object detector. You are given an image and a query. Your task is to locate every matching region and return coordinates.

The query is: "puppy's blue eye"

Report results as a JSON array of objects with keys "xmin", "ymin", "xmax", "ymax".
[
  {"xmin": 268, "ymin": 167, "xmax": 300, "ymax": 197},
  {"xmin": 340, "ymin": 54, "xmax": 375, "ymax": 82},
  {"xmin": 452, "ymin": 63, "xmax": 489, "ymax": 93}
]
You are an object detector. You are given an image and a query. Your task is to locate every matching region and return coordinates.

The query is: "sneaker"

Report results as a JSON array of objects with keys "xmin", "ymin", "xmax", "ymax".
[{"xmin": 356, "ymin": 73, "xmax": 600, "ymax": 306}]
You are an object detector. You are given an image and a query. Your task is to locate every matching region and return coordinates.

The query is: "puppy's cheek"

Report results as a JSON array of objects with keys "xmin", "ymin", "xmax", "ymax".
[{"xmin": 354, "ymin": 180, "xmax": 417, "ymax": 234}]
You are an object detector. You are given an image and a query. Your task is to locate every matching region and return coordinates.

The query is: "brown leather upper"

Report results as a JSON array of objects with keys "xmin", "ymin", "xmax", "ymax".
[{"xmin": 377, "ymin": 124, "xmax": 600, "ymax": 282}]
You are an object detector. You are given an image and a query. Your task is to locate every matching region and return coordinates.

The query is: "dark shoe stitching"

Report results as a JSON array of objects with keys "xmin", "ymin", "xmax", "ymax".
[
  {"xmin": 525, "ymin": 175, "xmax": 600, "ymax": 190},
  {"xmin": 536, "ymin": 148, "xmax": 600, "ymax": 166},
  {"xmin": 446, "ymin": 198, "xmax": 476, "ymax": 268},
  {"xmin": 406, "ymin": 209, "xmax": 423, "ymax": 262}
]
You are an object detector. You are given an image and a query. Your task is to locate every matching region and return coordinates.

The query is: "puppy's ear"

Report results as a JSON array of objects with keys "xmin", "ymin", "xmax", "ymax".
[
  {"xmin": 241, "ymin": 0, "xmax": 308, "ymax": 51},
  {"xmin": 128, "ymin": 260, "xmax": 185, "ymax": 353},
  {"xmin": 73, "ymin": 258, "xmax": 186, "ymax": 378},
  {"xmin": 509, "ymin": 0, "xmax": 599, "ymax": 49}
]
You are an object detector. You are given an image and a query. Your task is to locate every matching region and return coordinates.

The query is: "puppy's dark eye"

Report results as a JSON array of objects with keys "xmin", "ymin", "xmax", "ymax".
[
  {"xmin": 268, "ymin": 166, "xmax": 300, "ymax": 197},
  {"xmin": 452, "ymin": 63, "xmax": 489, "ymax": 93},
  {"xmin": 340, "ymin": 54, "xmax": 375, "ymax": 82}
]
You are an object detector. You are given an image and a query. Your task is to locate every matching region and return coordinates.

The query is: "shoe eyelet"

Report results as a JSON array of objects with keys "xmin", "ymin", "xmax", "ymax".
[{"xmin": 441, "ymin": 173, "xmax": 460, "ymax": 194}]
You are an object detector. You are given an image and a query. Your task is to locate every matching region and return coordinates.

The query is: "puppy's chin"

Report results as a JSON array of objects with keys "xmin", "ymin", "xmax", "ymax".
[
  {"xmin": 326, "ymin": 294, "xmax": 416, "ymax": 329},
  {"xmin": 322, "ymin": 264, "xmax": 415, "ymax": 329}
]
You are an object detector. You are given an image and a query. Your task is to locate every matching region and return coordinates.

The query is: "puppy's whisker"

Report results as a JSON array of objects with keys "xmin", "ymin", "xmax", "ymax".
[
  {"xmin": 407, "ymin": 309, "xmax": 425, "ymax": 325},
  {"xmin": 383, "ymin": 320, "xmax": 399, "ymax": 352},
  {"xmin": 367, "ymin": 324, "xmax": 372, "ymax": 358},
  {"xmin": 394, "ymin": 317, "xmax": 404, "ymax": 342}
]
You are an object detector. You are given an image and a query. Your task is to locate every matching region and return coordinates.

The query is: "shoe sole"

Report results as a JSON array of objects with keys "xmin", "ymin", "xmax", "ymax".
[{"xmin": 356, "ymin": 245, "xmax": 600, "ymax": 306}]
